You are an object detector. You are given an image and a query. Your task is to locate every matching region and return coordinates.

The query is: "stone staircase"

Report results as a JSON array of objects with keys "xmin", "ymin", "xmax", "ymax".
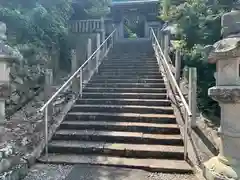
[{"xmin": 39, "ymin": 39, "xmax": 192, "ymax": 173}]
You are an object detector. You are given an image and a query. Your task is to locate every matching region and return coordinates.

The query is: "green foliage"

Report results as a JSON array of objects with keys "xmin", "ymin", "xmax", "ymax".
[
  {"xmin": 0, "ymin": 0, "xmax": 111, "ymax": 71},
  {"xmin": 158, "ymin": 0, "xmax": 238, "ymax": 119},
  {"xmin": 160, "ymin": 0, "xmax": 172, "ymax": 21},
  {"xmin": 84, "ymin": 0, "xmax": 111, "ymax": 17},
  {"xmin": 0, "ymin": 0, "xmax": 72, "ymax": 48}
]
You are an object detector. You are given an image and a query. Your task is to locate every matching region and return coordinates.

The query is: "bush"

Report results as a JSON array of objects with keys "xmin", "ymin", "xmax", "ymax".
[{"xmin": 158, "ymin": 0, "xmax": 237, "ymax": 120}]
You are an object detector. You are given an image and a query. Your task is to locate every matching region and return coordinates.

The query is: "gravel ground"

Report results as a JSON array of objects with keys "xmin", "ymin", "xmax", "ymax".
[
  {"xmin": 23, "ymin": 164, "xmax": 199, "ymax": 180},
  {"xmin": 23, "ymin": 164, "xmax": 73, "ymax": 180}
]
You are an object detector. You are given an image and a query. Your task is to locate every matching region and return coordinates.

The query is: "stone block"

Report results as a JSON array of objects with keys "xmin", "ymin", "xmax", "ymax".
[{"xmin": 222, "ymin": 10, "xmax": 240, "ymax": 37}]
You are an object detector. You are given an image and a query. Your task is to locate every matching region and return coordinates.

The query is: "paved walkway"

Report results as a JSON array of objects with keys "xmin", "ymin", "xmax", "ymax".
[{"xmin": 23, "ymin": 164, "xmax": 199, "ymax": 180}]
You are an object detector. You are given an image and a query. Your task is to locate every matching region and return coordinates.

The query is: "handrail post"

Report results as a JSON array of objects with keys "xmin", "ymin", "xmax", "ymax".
[
  {"xmin": 184, "ymin": 106, "xmax": 190, "ymax": 160},
  {"xmin": 87, "ymin": 38, "xmax": 92, "ymax": 74},
  {"xmin": 111, "ymin": 33, "xmax": 114, "ymax": 48},
  {"xmin": 157, "ymin": 27, "xmax": 160, "ymax": 40},
  {"xmin": 184, "ymin": 111, "xmax": 190, "ymax": 160},
  {"xmin": 158, "ymin": 29, "xmax": 163, "ymax": 48},
  {"xmin": 164, "ymin": 30, "xmax": 170, "ymax": 61},
  {"xmin": 80, "ymin": 68, "xmax": 83, "ymax": 98},
  {"xmin": 100, "ymin": 17, "xmax": 106, "ymax": 52},
  {"xmin": 71, "ymin": 49, "xmax": 79, "ymax": 94},
  {"xmin": 175, "ymin": 49, "xmax": 181, "ymax": 85},
  {"xmin": 150, "ymin": 29, "xmax": 152, "ymax": 40},
  {"xmin": 189, "ymin": 67, "xmax": 197, "ymax": 127},
  {"xmin": 114, "ymin": 26, "xmax": 118, "ymax": 41},
  {"xmin": 44, "ymin": 107, "xmax": 48, "ymax": 158},
  {"xmin": 96, "ymin": 33, "xmax": 101, "ymax": 73},
  {"xmin": 44, "ymin": 69, "xmax": 53, "ymax": 117},
  {"xmin": 44, "ymin": 69, "xmax": 53, "ymax": 158}
]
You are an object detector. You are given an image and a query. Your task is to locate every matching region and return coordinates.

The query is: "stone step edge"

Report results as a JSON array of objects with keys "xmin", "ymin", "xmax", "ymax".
[
  {"xmin": 89, "ymin": 79, "xmax": 164, "ymax": 81},
  {"xmin": 83, "ymin": 87, "xmax": 166, "ymax": 90},
  {"xmin": 67, "ymin": 112, "xmax": 176, "ymax": 119},
  {"xmin": 38, "ymin": 154, "xmax": 192, "ymax": 173},
  {"xmin": 92, "ymin": 76, "xmax": 163, "ymax": 79},
  {"xmin": 61, "ymin": 121, "xmax": 178, "ymax": 129},
  {"xmin": 85, "ymin": 82, "xmax": 165, "ymax": 85},
  {"xmin": 54, "ymin": 130, "xmax": 182, "ymax": 140},
  {"xmin": 72, "ymin": 104, "xmax": 173, "ymax": 110},
  {"xmin": 81, "ymin": 92, "xmax": 167, "ymax": 95},
  {"xmin": 48, "ymin": 140, "xmax": 184, "ymax": 154},
  {"xmin": 76, "ymin": 98, "xmax": 170, "ymax": 102}
]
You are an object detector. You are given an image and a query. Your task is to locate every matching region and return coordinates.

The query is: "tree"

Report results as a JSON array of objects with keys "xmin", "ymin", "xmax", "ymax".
[
  {"xmin": 158, "ymin": 0, "xmax": 236, "ymax": 120},
  {"xmin": 0, "ymin": 0, "xmax": 111, "ymax": 114},
  {"xmin": 160, "ymin": 0, "xmax": 172, "ymax": 21}
]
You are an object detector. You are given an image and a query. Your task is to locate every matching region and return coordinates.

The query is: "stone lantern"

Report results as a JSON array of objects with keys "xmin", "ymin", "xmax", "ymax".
[
  {"xmin": 0, "ymin": 22, "xmax": 16, "ymax": 124},
  {"xmin": 203, "ymin": 6, "xmax": 240, "ymax": 180},
  {"xmin": 0, "ymin": 53, "xmax": 11, "ymax": 122}
]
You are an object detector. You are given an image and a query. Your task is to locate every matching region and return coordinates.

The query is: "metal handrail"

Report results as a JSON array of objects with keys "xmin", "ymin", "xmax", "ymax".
[
  {"xmin": 40, "ymin": 29, "xmax": 116, "ymax": 158},
  {"xmin": 150, "ymin": 28, "xmax": 192, "ymax": 160}
]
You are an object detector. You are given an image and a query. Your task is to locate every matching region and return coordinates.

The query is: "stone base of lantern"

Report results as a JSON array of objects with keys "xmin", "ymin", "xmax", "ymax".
[
  {"xmin": 204, "ymin": 86, "xmax": 240, "ymax": 180},
  {"xmin": 203, "ymin": 155, "xmax": 240, "ymax": 180}
]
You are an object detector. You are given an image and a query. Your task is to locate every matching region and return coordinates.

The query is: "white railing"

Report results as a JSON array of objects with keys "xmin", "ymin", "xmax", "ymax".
[
  {"xmin": 39, "ymin": 29, "xmax": 116, "ymax": 158},
  {"xmin": 70, "ymin": 19, "xmax": 102, "ymax": 33},
  {"xmin": 150, "ymin": 28, "xmax": 192, "ymax": 160}
]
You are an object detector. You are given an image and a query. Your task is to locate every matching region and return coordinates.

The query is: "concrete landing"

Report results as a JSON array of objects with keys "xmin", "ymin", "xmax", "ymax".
[{"xmin": 23, "ymin": 164, "xmax": 199, "ymax": 180}]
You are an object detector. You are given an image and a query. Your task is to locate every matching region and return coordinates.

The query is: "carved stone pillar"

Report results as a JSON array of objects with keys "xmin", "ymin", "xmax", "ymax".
[
  {"xmin": 0, "ymin": 22, "xmax": 13, "ymax": 124},
  {"xmin": 203, "ymin": 7, "xmax": 240, "ymax": 179},
  {"xmin": 118, "ymin": 20, "xmax": 124, "ymax": 39},
  {"xmin": 0, "ymin": 54, "xmax": 11, "ymax": 123},
  {"xmin": 144, "ymin": 20, "xmax": 149, "ymax": 38},
  {"xmin": 76, "ymin": 35, "xmax": 88, "ymax": 66}
]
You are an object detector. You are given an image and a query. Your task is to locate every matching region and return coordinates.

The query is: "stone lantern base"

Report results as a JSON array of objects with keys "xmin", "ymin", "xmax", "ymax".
[
  {"xmin": 203, "ymin": 87, "xmax": 240, "ymax": 180},
  {"xmin": 204, "ymin": 155, "xmax": 240, "ymax": 180}
]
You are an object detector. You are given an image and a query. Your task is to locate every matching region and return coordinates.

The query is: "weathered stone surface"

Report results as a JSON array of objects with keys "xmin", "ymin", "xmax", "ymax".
[
  {"xmin": 0, "ymin": 80, "xmax": 74, "ymax": 178},
  {"xmin": 0, "ymin": 83, "xmax": 10, "ymax": 99},
  {"xmin": 25, "ymin": 164, "xmax": 197, "ymax": 180},
  {"xmin": 0, "ymin": 22, "xmax": 6, "ymax": 41},
  {"xmin": 222, "ymin": 9, "xmax": 240, "ymax": 38},
  {"xmin": 233, "ymin": 1, "xmax": 240, "ymax": 10},
  {"xmin": 208, "ymin": 86, "xmax": 240, "ymax": 103},
  {"xmin": 208, "ymin": 38, "xmax": 240, "ymax": 63},
  {"xmin": 204, "ymin": 7, "xmax": 240, "ymax": 180}
]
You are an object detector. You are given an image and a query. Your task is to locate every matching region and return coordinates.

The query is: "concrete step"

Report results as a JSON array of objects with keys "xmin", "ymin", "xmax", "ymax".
[
  {"xmin": 107, "ymin": 58, "xmax": 156, "ymax": 62},
  {"xmin": 98, "ymin": 69, "xmax": 159, "ymax": 73},
  {"xmin": 101, "ymin": 62, "xmax": 157, "ymax": 66},
  {"xmin": 65, "ymin": 112, "xmax": 176, "ymax": 124},
  {"xmin": 108, "ymin": 56, "xmax": 155, "ymax": 59},
  {"xmin": 109, "ymin": 54, "xmax": 154, "ymax": 57},
  {"xmin": 95, "ymin": 74, "xmax": 163, "ymax": 79},
  {"xmin": 102, "ymin": 59, "xmax": 156, "ymax": 62},
  {"xmin": 85, "ymin": 83, "xmax": 166, "ymax": 88},
  {"xmin": 103, "ymin": 61, "xmax": 157, "ymax": 65},
  {"xmin": 70, "ymin": 104, "xmax": 174, "ymax": 114},
  {"xmin": 75, "ymin": 98, "xmax": 171, "ymax": 106},
  {"xmin": 48, "ymin": 140, "xmax": 184, "ymax": 159},
  {"xmin": 83, "ymin": 87, "xmax": 167, "ymax": 93},
  {"xmin": 52, "ymin": 130, "xmax": 183, "ymax": 145},
  {"xmin": 97, "ymin": 72, "xmax": 162, "ymax": 76},
  {"xmin": 39, "ymin": 154, "xmax": 192, "ymax": 173},
  {"xmin": 81, "ymin": 92, "xmax": 167, "ymax": 99},
  {"xmin": 99, "ymin": 65, "xmax": 158, "ymax": 69},
  {"xmin": 104, "ymin": 57, "xmax": 156, "ymax": 60},
  {"xmin": 60, "ymin": 121, "xmax": 180, "ymax": 134},
  {"xmin": 88, "ymin": 79, "xmax": 164, "ymax": 84}
]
